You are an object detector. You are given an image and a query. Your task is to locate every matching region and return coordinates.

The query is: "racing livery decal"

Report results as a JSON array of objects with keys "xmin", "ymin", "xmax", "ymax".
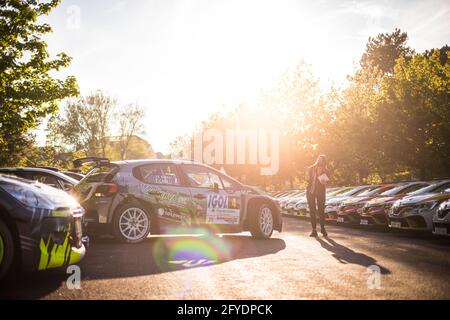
[{"xmin": 206, "ymin": 194, "xmax": 240, "ymax": 225}]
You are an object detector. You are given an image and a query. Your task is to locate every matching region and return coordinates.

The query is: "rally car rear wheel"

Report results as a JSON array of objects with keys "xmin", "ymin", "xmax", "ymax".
[
  {"xmin": 0, "ymin": 219, "xmax": 15, "ymax": 281},
  {"xmin": 113, "ymin": 205, "xmax": 151, "ymax": 243},
  {"xmin": 250, "ymin": 203, "xmax": 274, "ymax": 239}
]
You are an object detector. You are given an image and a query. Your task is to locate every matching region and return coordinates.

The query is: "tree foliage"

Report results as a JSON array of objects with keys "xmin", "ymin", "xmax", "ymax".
[
  {"xmin": 170, "ymin": 29, "xmax": 449, "ymax": 188},
  {"xmin": 0, "ymin": 0, "xmax": 78, "ymax": 166},
  {"xmin": 48, "ymin": 91, "xmax": 151, "ymax": 161}
]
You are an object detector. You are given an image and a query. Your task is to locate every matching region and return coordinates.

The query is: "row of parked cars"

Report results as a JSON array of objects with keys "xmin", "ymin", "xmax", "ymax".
[
  {"xmin": 0, "ymin": 158, "xmax": 282, "ymax": 281},
  {"xmin": 273, "ymin": 180, "xmax": 450, "ymax": 236}
]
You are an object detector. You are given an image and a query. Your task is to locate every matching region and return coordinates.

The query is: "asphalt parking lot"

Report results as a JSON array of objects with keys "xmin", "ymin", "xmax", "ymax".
[{"xmin": 2, "ymin": 216, "xmax": 450, "ymax": 300}]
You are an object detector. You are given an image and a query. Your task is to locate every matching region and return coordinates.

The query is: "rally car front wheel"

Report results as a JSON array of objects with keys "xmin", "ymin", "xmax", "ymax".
[
  {"xmin": 249, "ymin": 203, "xmax": 274, "ymax": 239},
  {"xmin": 113, "ymin": 204, "xmax": 151, "ymax": 244},
  {"xmin": 0, "ymin": 219, "xmax": 15, "ymax": 281}
]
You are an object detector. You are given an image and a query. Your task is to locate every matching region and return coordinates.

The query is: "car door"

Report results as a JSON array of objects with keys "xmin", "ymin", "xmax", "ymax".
[
  {"xmin": 133, "ymin": 163, "xmax": 193, "ymax": 226},
  {"xmin": 180, "ymin": 164, "xmax": 243, "ymax": 226}
]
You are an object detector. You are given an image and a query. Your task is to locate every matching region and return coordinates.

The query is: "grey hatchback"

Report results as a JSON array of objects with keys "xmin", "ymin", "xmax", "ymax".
[{"xmin": 74, "ymin": 158, "xmax": 282, "ymax": 243}]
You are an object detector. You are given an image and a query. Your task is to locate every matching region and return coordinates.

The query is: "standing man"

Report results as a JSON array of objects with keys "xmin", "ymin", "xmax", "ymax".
[{"xmin": 306, "ymin": 155, "xmax": 330, "ymax": 237}]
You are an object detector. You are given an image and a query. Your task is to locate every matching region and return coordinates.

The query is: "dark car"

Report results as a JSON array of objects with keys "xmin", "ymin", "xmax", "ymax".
[
  {"xmin": 336, "ymin": 184, "xmax": 396, "ymax": 225},
  {"xmin": 360, "ymin": 182, "xmax": 430, "ymax": 226},
  {"xmin": 0, "ymin": 175, "xmax": 87, "ymax": 281},
  {"xmin": 0, "ymin": 168, "xmax": 78, "ymax": 192},
  {"xmin": 74, "ymin": 158, "xmax": 282, "ymax": 243}
]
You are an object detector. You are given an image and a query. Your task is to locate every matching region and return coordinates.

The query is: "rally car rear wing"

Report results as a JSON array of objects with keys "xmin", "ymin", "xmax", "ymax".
[{"xmin": 73, "ymin": 157, "xmax": 110, "ymax": 168}]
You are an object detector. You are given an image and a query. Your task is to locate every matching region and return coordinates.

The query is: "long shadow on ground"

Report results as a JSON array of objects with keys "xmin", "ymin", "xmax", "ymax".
[{"xmin": 0, "ymin": 234, "xmax": 286, "ymax": 299}]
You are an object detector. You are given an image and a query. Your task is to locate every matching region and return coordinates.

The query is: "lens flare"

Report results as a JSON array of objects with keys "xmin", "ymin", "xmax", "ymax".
[{"xmin": 151, "ymin": 228, "xmax": 233, "ymax": 271}]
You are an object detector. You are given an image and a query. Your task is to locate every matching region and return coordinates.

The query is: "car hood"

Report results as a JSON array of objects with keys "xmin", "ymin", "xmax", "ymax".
[
  {"xmin": 342, "ymin": 196, "xmax": 372, "ymax": 205},
  {"xmin": 326, "ymin": 196, "xmax": 349, "ymax": 205},
  {"xmin": 367, "ymin": 196, "xmax": 398, "ymax": 205},
  {"xmin": 397, "ymin": 193, "xmax": 448, "ymax": 206}
]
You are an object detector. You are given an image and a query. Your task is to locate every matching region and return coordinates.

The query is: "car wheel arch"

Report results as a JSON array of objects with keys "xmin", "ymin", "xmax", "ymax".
[
  {"xmin": 244, "ymin": 197, "xmax": 280, "ymax": 231},
  {"xmin": 111, "ymin": 196, "xmax": 159, "ymax": 233}
]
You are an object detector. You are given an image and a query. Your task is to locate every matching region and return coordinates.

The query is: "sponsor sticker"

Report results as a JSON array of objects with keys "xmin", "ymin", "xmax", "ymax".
[
  {"xmin": 206, "ymin": 194, "xmax": 240, "ymax": 224},
  {"xmin": 360, "ymin": 219, "xmax": 369, "ymax": 225}
]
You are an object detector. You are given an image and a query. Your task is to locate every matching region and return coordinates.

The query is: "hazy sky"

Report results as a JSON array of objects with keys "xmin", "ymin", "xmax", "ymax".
[{"xmin": 41, "ymin": 0, "xmax": 450, "ymax": 152}]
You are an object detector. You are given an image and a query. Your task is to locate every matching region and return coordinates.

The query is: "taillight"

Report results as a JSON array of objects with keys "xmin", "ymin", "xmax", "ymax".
[{"xmin": 95, "ymin": 183, "xmax": 118, "ymax": 197}]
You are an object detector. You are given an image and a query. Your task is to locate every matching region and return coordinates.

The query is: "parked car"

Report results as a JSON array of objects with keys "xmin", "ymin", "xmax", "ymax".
[
  {"xmin": 325, "ymin": 185, "xmax": 373, "ymax": 221},
  {"xmin": 32, "ymin": 166, "xmax": 86, "ymax": 182},
  {"xmin": 433, "ymin": 199, "xmax": 450, "ymax": 236},
  {"xmin": 0, "ymin": 174, "xmax": 87, "ymax": 281},
  {"xmin": 336, "ymin": 184, "xmax": 396, "ymax": 225},
  {"xmin": 0, "ymin": 168, "xmax": 78, "ymax": 192},
  {"xmin": 74, "ymin": 158, "xmax": 282, "ymax": 243},
  {"xmin": 281, "ymin": 191, "xmax": 307, "ymax": 216},
  {"xmin": 292, "ymin": 187, "xmax": 347, "ymax": 218},
  {"xmin": 388, "ymin": 180, "xmax": 450, "ymax": 231},
  {"xmin": 360, "ymin": 182, "xmax": 430, "ymax": 226}
]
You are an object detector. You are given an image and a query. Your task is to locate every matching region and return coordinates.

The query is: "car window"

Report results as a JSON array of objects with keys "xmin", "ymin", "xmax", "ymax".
[
  {"xmin": 135, "ymin": 164, "xmax": 180, "ymax": 186},
  {"xmin": 58, "ymin": 179, "xmax": 73, "ymax": 191},
  {"xmin": 30, "ymin": 173, "xmax": 61, "ymax": 189},
  {"xmin": 0, "ymin": 171, "xmax": 30, "ymax": 180},
  {"xmin": 343, "ymin": 186, "xmax": 369, "ymax": 196},
  {"xmin": 435, "ymin": 182, "xmax": 450, "ymax": 193},
  {"xmin": 356, "ymin": 186, "xmax": 380, "ymax": 197},
  {"xmin": 182, "ymin": 165, "xmax": 224, "ymax": 189},
  {"xmin": 402, "ymin": 184, "xmax": 428, "ymax": 194},
  {"xmin": 83, "ymin": 165, "xmax": 119, "ymax": 183},
  {"xmin": 409, "ymin": 182, "xmax": 450, "ymax": 195},
  {"xmin": 219, "ymin": 174, "xmax": 241, "ymax": 189}
]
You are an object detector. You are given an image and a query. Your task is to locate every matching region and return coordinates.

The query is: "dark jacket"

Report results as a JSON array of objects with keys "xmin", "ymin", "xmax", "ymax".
[{"xmin": 306, "ymin": 166, "xmax": 329, "ymax": 196}]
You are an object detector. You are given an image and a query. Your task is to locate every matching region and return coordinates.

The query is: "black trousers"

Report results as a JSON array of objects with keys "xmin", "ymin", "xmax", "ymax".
[{"xmin": 307, "ymin": 191, "xmax": 326, "ymax": 230}]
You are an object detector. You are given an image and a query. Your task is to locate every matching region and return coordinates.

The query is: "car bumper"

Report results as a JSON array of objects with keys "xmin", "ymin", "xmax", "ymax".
[
  {"xmin": 360, "ymin": 209, "xmax": 389, "ymax": 226},
  {"xmin": 337, "ymin": 210, "xmax": 362, "ymax": 224},
  {"xmin": 19, "ymin": 214, "xmax": 88, "ymax": 272},
  {"xmin": 432, "ymin": 223, "xmax": 450, "ymax": 236},
  {"xmin": 388, "ymin": 213, "xmax": 432, "ymax": 231}
]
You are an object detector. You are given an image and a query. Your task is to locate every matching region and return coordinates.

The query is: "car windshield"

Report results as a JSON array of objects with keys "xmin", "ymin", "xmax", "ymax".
[
  {"xmin": 81, "ymin": 164, "xmax": 119, "ymax": 184},
  {"xmin": 408, "ymin": 181, "xmax": 450, "ymax": 196},
  {"xmin": 356, "ymin": 186, "xmax": 384, "ymax": 197},
  {"xmin": 327, "ymin": 187, "xmax": 351, "ymax": 196},
  {"xmin": 283, "ymin": 191, "xmax": 301, "ymax": 197},
  {"xmin": 379, "ymin": 185, "xmax": 406, "ymax": 196}
]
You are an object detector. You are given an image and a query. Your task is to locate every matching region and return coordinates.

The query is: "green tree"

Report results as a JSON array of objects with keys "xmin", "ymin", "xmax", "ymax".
[
  {"xmin": 117, "ymin": 104, "xmax": 146, "ymax": 160},
  {"xmin": 48, "ymin": 91, "xmax": 116, "ymax": 157},
  {"xmin": 377, "ymin": 50, "xmax": 450, "ymax": 179},
  {"xmin": 0, "ymin": 0, "xmax": 78, "ymax": 166},
  {"xmin": 360, "ymin": 28, "xmax": 414, "ymax": 74}
]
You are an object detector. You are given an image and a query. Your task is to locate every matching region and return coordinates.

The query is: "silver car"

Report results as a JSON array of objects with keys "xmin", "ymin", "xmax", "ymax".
[{"xmin": 74, "ymin": 158, "xmax": 282, "ymax": 243}]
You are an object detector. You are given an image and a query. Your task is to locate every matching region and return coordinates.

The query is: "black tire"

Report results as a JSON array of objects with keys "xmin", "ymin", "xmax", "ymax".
[
  {"xmin": 249, "ymin": 202, "xmax": 274, "ymax": 239},
  {"xmin": 0, "ymin": 219, "xmax": 15, "ymax": 281},
  {"xmin": 112, "ymin": 203, "xmax": 152, "ymax": 244}
]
